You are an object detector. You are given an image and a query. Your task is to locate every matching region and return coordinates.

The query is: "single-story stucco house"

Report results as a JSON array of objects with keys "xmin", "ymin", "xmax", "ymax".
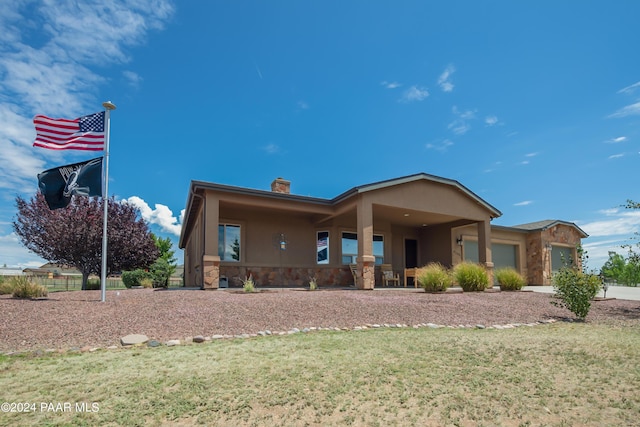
[{"xmin": 178, "ymin": 173, "xmax": 587, "ymax": 289}]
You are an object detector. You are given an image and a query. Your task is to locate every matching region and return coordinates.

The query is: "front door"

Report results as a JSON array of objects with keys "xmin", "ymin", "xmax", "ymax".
[{"xmin": 405, "ymin": 239, "xmax": 418, "ymax": 287}]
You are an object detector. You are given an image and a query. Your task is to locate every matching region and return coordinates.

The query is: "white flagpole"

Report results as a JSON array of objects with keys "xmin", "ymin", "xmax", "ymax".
[{"xmin": 101, "ymin": 101, "xmax": 116, "ymax": 302}]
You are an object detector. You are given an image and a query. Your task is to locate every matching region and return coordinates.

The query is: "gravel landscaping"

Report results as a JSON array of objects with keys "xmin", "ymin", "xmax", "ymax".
[{"xmin": 1, "ymin": 287, "xmax": 639, "ymax": 352}]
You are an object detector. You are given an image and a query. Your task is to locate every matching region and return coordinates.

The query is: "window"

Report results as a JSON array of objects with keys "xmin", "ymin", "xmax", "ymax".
[
  {"xmin": 342, "ymin": 232, "xmax": 357, "ymax": 264},
  {"xmin": 373, "ymin": 235, "xmax": 384, "ymax": 265},
  {"xmin": 317, "ymin": 231, "xmax": 329, "ymax": 264},
  {"xmin": 341, "ymin": 232, "xmax": 384, "ymax": 264},
  {"xmin": 218, "ymin": 224, "xmax": 240, "ymax": 261}
]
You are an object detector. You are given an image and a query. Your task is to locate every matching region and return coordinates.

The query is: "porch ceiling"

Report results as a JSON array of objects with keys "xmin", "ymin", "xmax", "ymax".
[{"xmin": 372, "ymin": 204, "xmax": 470, "ymax": 228}]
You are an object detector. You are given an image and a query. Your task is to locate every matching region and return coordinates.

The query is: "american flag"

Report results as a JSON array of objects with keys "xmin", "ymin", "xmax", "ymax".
[{"xmin": 33, "ymin": 112, "xmax": 105, "ymax": 151}]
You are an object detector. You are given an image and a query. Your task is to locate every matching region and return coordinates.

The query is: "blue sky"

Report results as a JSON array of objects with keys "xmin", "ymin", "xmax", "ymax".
[{"xmin": 1, "ymin": 0, "xmax": 639, "ymax": 272}]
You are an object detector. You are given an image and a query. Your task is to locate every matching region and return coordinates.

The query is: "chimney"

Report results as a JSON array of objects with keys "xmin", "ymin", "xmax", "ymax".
[{"xmin": 271, "ymin": 177, "xmax": 291, "ymax": 194}]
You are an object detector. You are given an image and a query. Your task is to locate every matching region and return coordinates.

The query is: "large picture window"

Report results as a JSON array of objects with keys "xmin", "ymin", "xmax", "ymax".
[
  {"xmin": 218, "ymin": 224, "xmax": 240, "ymax": 261},
  {"xmin": 341, "ymin": 232, "xmax": 384, "ymax": 264}
]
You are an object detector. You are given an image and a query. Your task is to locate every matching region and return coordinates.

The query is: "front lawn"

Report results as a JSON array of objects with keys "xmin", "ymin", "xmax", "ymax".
[{"xmin": 0, "ymin": 324, "xmax": 638, "ymax": 426}]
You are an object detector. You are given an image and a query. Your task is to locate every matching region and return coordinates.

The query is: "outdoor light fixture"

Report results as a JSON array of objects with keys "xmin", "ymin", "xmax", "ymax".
[{"xmin": 456, "ymin": 237, "xmax": 463, "ymax": 246}]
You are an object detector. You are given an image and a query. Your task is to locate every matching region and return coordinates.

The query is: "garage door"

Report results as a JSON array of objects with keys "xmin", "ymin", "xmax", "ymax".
[
  {"xmin": 551, "ymin": 246, "xmax": 573, "ymax": 273},
  {"xmin": 463, "ymin": 241, "xmax": 517, "ymax": 269},
  {"xmin": 493, "ymin": 243, "xmax": 517, "ymax": 270}
]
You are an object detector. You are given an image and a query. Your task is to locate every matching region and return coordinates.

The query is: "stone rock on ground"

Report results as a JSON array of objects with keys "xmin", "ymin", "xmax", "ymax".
[{"xmin": 120, "ymin": 334, "xmax": 149, "ymax": 346}]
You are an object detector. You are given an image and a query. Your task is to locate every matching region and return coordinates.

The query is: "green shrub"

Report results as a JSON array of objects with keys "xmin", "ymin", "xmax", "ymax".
[
  {"xmin": 243, "ymin": 275, "xmax": 255, "ymax": 293},
  {"xmin": 11, "ymin": 276, "xmax": 48, "ymax": 299},
  {"xmin": 121, "ymin": 269, "xmax": 151, "ymax": 288},
  {"xmin": 453, "ymin": 262, "xmax": 489, "ymax": 292},
  {"xmin": 150, "ymin": 258, "xmax": 172, "ymax": 288},
  {"xmin": 309, "ymin": 276, "xmax": 318, "ymax": 291},
  {"xmin": 495, "ymin": 268, "xmax": 526, "ymax": 291},
  {"xmin": 416, "ymin": 263, "xmax": 451, "ymax": 292},
  {"xmin": 86, "ymin": 278, "xmax": 101, "ymax": 290},
  {"xmin": 140, "ymin": 277, "xmax": 154, "ymax": 289},
  {"xmin": 0, "ymin": 277, "xmax": 15, "ymax": 295},
  {"xmin": 552, "ymin": 267, "xmax": 602, "ymax": 320}
]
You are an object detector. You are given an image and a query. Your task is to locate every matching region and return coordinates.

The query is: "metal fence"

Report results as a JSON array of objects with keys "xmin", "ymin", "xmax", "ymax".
[
  {"xmin": 8, "ymin": 276, "xmax": 184, "ymax": 291},
  {"xmin": 30, "ymin": 276, "xmax": 125, "ymax": 291}
]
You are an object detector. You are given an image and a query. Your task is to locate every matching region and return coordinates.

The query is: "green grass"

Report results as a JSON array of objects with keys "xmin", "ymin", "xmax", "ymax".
[{"xmin": 0, "ymin": 324, "xmax": 639, "ymax": 426}]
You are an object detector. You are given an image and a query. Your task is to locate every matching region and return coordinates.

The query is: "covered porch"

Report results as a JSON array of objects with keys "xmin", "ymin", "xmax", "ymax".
[{"xmin": 180, "ymin": 174, "xmax": 502, "ymax": 290}]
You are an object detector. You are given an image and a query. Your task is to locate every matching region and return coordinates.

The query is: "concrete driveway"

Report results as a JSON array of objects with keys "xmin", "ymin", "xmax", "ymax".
[{"xmin": 523, "ymin": 285, "xmax": 640, "ymax": 301}]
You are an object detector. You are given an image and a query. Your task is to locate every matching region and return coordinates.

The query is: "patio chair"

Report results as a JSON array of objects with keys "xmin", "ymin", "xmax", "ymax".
[
  {"xmin": 381, "ymin": 264, "xmax": 400, "ymax": 287},
  {"xmin": 349, "ymin": 264, "xmax": 358, "ymax": 287}
]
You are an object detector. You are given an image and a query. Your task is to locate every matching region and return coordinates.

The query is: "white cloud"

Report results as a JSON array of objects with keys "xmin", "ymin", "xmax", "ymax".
[
  {"xmin": 426, "ymin": 139, "xmax": 453, "ymax": 151},
  {"xmin": 381, "ymin": 80, "xmax": 401, "ymax": 89},
  {"xmin": 485, "ymin": 115, "xmax": 498, "ymax": 126},
  {"xmin": 525, "ymin": 152, "xmax": 538, "ymax": 157},
  {"xmin": 598, "ymin": 208, "xmax": 620, "ymax": 216},
  {"xmin": 617, "ymin": 81, "xmax": 640, "ymax": 94},
  {"xmin": 125, "ymin": 196, "xmax": 184, "ymax": 237},
  {"xmin": 514, "ymin": 200, "xmax": 533, "ymax": 206},
  {"xmin": 263, "ymin": 143, "xmax": 280, "ymax": 154},
  {"xmin": 604, "ymin": 136, "xmax": 627, "ymax": 143},
  {"xmin": 437, "ymin": 65, "xmax": 455, "ymax": 92},
  {"xmin": 0, "ymin": 232, "xmax": 47, "ymax": 269},
  {"xmin": 581, "ymin": 238, "xmax": 631, "ymax": 271},
  {"xmin": 608, "ymin": 153, "xmax": 624, "ymax": 159},
  {"xmin": 579, "ymin": 209, "xmax": 640, "ymax": 237},
  {"xmin": 608, "ymin": 102, "xmax": 640, "ymax": 118},
  {"xmin": 448, "ymin": 122, "xmax": 469, "ymax": 135},
  {"xmin": 123, "ymin": 70, "xmax": 143, "ymax": 88},
  {"xmin": 448, "ymin": 106, "xmax": 475, "ymax": 135},
  {"xmin": 400, "ymin": 86, "xmax": 429, "ymax": 102},
  {"xmin": 0, "ymin": 1, "xmax": 175, "ymax": 198}
]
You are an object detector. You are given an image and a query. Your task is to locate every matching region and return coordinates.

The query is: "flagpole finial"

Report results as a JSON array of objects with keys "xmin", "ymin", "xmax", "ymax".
[{"xmin": 102, "ymin": 101, "xmax": 116, "ymax": 110}]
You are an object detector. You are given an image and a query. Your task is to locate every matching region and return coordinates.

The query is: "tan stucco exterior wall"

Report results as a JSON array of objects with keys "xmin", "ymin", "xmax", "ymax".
[{"xmin": 181, "ymin": 176, "xmax": 501, "ymax": 289}]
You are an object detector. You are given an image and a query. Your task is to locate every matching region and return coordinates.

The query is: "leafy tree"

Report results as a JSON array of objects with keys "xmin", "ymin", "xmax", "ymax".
[
  {"xmin": 150, "ymin": 234, "xmax": 177, "ymax": 287},
  {"xmin": 622, "ymin": 260, "xmax": 640, "ymax": 287},
  {"xmin": 601, "ymin": 251, "xmax": 626, "ymax": 281},
  {"xmin": 152, "ymin": 234, "xmax": 177, "ymax": 265},
  {"xmin": 13, "ymin": 193, "xmax": 159, "ymax": 290},
  {"xmin": 597, "ymin": 200, "xmax": 640, "ymax": 287}
]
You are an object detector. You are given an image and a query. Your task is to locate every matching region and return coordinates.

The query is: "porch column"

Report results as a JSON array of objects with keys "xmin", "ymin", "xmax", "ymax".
[
  {"xmin": 357, "ymin": 197, "xmax": 375, "ymax": 289},
  {"xmin": 202, "ymin": 255, "xmax": 220, "ymax": 290},
  {"xmin": 203, "ymin": 195, "xmax": 220, "ymax": 289},
  {"xmin": 477, "ymin": 219, "xmax": 494, "ymax": 287}
]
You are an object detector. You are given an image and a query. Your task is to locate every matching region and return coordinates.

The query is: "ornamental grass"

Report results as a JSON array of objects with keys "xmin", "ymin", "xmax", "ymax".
[{"xmin": 453, "ymin": 262, "xmax": 489, "ymax": 292}]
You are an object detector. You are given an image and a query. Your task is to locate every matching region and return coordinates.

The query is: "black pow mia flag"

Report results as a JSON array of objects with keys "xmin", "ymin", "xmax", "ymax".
[{"xmin": 37, "ymin": 157, "xmax": 103, "ymax": 210}]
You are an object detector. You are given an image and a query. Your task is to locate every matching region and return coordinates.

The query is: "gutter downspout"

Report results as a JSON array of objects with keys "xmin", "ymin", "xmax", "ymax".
[{"xmin": 190, "ymin": 189, "xmax": 206, "ymax": 289}]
